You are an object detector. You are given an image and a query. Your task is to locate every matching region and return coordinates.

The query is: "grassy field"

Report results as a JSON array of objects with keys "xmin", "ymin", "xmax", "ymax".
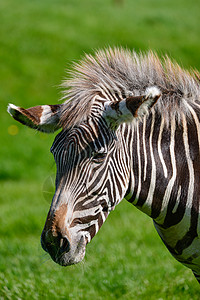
[{"xmin": 1, "ymin": 0, "xmax": 200, "ymax": 298}]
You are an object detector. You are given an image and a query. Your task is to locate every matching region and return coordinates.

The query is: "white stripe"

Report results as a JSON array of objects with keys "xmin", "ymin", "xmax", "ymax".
[
  {"xmin": 100, "ymin": 210, "xmax": 106, "ymax": 223},
  {"xmin": 172, "ymin": 185, "xmax": 181, "ymax": 213},
  {"xmin": 142, "ymin": 110, "xmax": 156, "ymax": 215},
  {"xmin": 182, "ymin": 114, "xmax": 194, "ymax": 211},
  {"xmin": 136, "ymin": 122, "xmax": 142, "ymax": 200},
  {"xmin": 143, "ymin": 115, "xmax": 147, "ymax": 181},
  {"xmin": 158, "ymin": 117, "xmax": 168, "ymax": 178},
  {"xmin": 95, "ymin": 220, "xmax": 99, "ymax": 235}
]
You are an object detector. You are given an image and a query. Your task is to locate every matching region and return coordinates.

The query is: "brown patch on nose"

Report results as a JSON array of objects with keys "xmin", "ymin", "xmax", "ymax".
[{"xmin": 43, "ymin": 204, "xmax": 71, "ymax": 242}]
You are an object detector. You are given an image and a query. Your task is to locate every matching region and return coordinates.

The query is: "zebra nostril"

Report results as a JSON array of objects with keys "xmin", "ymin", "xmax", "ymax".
[{"xmin": 60, "ymin": 237, "xmax": 70, "ymax": 253}]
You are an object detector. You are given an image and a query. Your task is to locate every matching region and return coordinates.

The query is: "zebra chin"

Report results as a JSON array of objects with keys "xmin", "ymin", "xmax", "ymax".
[{"xmin": 54, "ymin": 246, "xmax": 86, "ymax": 267}]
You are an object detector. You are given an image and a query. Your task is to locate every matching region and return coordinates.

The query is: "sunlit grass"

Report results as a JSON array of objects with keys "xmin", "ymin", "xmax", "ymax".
[{"xmin": 1, "ymin": 0, "xmax": 200, "ymax": 298}]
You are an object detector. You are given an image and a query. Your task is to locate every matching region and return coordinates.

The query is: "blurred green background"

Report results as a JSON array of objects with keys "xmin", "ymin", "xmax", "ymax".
[{"xmin": 1, "ymin": 0, "xmax": 200, "ymax": 299}]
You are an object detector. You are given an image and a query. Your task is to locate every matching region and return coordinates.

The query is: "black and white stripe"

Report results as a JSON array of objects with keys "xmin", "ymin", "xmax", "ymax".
[{"xmin": 124, "ymin": 103, "xmax": 200, "ymax": 282}]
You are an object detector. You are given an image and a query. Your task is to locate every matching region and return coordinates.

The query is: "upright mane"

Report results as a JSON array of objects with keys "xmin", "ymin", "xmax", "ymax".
[{"xmin": 60, "ymin": 48, "xmax": 200, "ymax": 128}]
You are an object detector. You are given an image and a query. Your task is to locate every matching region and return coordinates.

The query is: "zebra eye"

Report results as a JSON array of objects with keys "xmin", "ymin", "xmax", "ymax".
[{"xmin": 91, "ymin": 151, "xmax": 107, "ymax": 163}]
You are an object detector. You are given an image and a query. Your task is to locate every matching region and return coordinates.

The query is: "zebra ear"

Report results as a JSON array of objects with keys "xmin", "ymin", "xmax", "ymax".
[
  {"xmin": 103, "ymin": 87, "xmax": 161, "ymax": 128},
  {"xmin": 7, "ymin": 103, "xmax": 62, "ymax": 133}
]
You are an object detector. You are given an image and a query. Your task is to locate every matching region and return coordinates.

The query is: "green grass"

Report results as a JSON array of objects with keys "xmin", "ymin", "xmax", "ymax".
[
  {"xmin": 1, "ymin": 181, "xmax": 199, "ymax": 299},
  {"xmin": 1, "ymin": 0, "xmax": 200, "ymax": 298}
]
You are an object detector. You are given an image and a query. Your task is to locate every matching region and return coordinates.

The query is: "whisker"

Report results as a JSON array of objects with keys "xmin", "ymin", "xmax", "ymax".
[{"xmin": 41, "ymin": 256, "xmax": 51, "ymax": 264}]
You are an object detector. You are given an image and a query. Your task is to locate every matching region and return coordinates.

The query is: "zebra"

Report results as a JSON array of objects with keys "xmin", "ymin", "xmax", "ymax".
[{"xmin": 8, "ymin": 48, "xmax": 200, "ymax": 283}]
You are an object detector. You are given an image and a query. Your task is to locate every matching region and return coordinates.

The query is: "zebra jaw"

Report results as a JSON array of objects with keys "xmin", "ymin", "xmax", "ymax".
[{"xmin": 103, "ymin": 86, "xmax": 161, "ymax": 129}]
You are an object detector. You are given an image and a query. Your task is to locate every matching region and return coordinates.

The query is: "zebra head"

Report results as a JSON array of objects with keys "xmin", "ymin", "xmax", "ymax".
[{"xmin": 8, "ymin": 87, "xmax": 160, "ymax": 266}]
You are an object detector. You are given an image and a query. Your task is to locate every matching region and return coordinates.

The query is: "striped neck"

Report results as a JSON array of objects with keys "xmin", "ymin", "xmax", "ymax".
[{"xmin": 125, "ymin": 106, "xmax": 200, "ymax": 227}]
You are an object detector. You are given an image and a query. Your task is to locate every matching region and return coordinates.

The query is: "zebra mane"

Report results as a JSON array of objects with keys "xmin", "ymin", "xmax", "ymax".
[{"xmin": 60, "ymin": 47, "xmax": 200, "ymax": 128}]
